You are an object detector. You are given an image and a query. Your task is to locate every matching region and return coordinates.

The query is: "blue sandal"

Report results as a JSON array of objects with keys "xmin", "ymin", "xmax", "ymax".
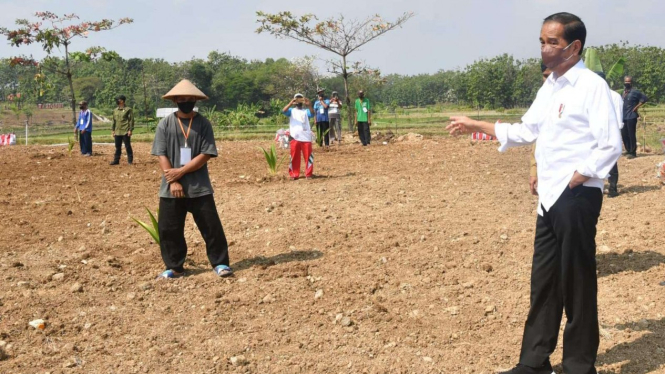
[
  {"xmin": 156, "ymin": 269, "xmax": 184, "ymax": 279},
  {"xmin": 214, "ymin": 265, "xmax": 234, "ymax": 278}
]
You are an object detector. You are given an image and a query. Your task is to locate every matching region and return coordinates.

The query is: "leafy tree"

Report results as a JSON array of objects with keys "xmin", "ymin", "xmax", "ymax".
[
  {"xmin": 1, "ymin": 11, "xmax": 133, "ymax": 127},
  {"xmin": 256, "ymin": 11, "xmax": 413, "ymax": 132}
]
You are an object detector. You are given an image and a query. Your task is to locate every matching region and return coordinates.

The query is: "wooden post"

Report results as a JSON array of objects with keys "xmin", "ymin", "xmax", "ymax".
[{"xmin": 643, "ymin": 115, "xmax": 647, "ymax": 153}]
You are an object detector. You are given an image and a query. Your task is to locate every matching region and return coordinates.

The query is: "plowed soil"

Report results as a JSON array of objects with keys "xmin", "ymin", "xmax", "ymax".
[{"xmin": 1, "ymin": 136, "xmax": 664, "ymax": 374}]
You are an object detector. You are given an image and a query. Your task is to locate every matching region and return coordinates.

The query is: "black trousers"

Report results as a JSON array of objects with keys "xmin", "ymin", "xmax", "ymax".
[
  {"xmin": 357, "ymin": 122, "xmax": 371, "ymax": 145},
  {"xmin": 79, "ymin": 130, "xmax": 92, "ymax": 155},
  {"xmin": 317, "ymin": 121, "xmax": 330, "ymax": 146},
  {"xmin": 621, "ymin": 118, "xmax": 638, "ymax": 155},
  {"xmin": 520, "ymin": 185, "xmax": 602, "ymax": 374},
  {"xmin": 158, "ymin": 195, "xmax": 229, "ymax": 273},
  {"xmin": 113, "ymin": 134, "xmax": 133, "ymax": 163},
  {"xmin": 608, "ymin": 163, "xmax": 619, "ymax": 191}
]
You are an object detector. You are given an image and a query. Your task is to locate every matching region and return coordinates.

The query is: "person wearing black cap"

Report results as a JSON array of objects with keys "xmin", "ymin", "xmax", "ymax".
[
  {"xmin": 355, "ymin": 90, "xmax": 371, "ymax": 146},
  {"xmin": 110, "ymin": 95, "xmax": 134, "ymax": 165}
]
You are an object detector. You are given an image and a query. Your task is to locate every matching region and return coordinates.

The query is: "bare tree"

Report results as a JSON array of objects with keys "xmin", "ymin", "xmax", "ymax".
[{"xmin": 256, "ymin": 11, "xmax": 414, "ymax": 133}]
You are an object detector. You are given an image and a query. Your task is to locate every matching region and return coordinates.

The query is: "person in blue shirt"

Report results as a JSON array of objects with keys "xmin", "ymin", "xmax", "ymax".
[
  {"xmin": 313, "ymin": 88, "xmax": 330, "ymax": 147},
  {"xmin": 75, "ymin": 101, "xmax": 93, "ymax": 156}
]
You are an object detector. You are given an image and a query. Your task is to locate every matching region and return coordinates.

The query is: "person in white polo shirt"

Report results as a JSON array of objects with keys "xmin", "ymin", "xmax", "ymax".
[
  {"xmin": 282, "ymin": 93, "xmax": 315, "ymax": 179},
  {"xmin": 447, "ymin": 12, "xmax": 622, "ymax": 374}
]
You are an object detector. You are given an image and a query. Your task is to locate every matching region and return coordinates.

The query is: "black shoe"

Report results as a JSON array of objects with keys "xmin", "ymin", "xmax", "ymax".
[
  {"xmin": 109, "ymin": 161, "xmax": 119, "ymax": 165},
  {"xmin": 608, "ymin": 189, "xmax": 619, "ymax": 198},
  {"xmin": 626, "ymin": 154, "xmax": 636, "ymax": 159},
  {"xmin": 497, "ymin": 363, "xmax": 553, "ymax": 374}
]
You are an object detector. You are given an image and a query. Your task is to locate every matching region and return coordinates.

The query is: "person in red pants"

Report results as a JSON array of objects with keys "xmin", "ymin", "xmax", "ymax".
[{"xmin": 282, "ymin": 93, "xmax": 314, "ymax": 179}]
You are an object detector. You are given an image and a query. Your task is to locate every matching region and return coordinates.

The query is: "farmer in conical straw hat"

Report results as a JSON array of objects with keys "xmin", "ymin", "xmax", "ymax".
[{"xmin": 151, "ymin": 79, "xmax": 233, "ymax": 278}]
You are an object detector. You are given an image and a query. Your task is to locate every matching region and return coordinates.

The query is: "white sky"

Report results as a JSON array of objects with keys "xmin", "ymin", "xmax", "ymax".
[{"xmin": 0, "ymin": 0, "xmax": 663, "ymax": 75}]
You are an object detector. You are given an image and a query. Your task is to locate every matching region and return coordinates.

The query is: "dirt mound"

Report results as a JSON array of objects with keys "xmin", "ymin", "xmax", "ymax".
[{"xmin": 395, "ymin": 132, "xmax": 424, "ymax": 142}]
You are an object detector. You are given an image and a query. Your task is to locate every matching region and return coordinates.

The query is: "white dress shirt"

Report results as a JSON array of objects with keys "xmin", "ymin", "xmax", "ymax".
[
  {"xmin": 495, "ymin": 60, "xmax": 622, "ymax": 215},
  {"xmin": 610, "ymin": 90, "xmax": 624, "ymax": 128}
]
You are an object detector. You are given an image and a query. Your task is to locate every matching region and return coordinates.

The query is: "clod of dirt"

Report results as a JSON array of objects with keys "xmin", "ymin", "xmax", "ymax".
[
  {"xmin": 11, "ymin": 262, "xmax": 24, "ymax": 268},
  {"xmin": 481, "ymin": 263, "xmax": 493, "ymax": 273},
  {"xmin": 340, "ymin": 317, "xmax": 353, "ymax": 327},
  {"xmin": 259, "ymin": 294, "xmax": 275, "ymax": 304},
  {"xmin": 51, "ymin": 273, "xmax": 65, "ymax": 281},
  {"xmin": 314, "ymin": 289, "xmax": 324, "ymax": 299},
  {"xmin": 230, "ymin": 355, "xmax": 248, "ymax": 366},
  {"xmin": 70, "ymin": 283, "xmax": 83, "ymax": 293},
  {"xmin": 0, "ymin": 341, "xmax": 7, "ymax": 361},
  {"xmin": 485, "ymin": 305, "xmax": 496, "ymax": 315}
]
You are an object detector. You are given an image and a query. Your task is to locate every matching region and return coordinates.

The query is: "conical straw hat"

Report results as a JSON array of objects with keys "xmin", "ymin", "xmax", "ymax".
[{"xmin": 162, "ymin": 79, "xmax": 208, "ymax": 100}]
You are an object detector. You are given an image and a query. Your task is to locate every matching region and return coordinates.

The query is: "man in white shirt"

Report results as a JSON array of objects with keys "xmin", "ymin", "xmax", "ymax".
[
  {"xmin": 282, "ymin": 93, "xmax": 315, "ymax": 179},
  {"xmin": 597, "ymin": 72, "xmax": 624, "ymax": 197},
  {"xmin": 447, "ymin": 13, "xmax": 622, "ymax": 374}
]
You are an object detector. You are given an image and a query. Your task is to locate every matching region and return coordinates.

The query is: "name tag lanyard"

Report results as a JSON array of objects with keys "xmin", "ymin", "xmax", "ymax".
[
  {"xmin": 177, "ymin": 116, "xmax": 193, "ymax": 148},
  {"xmin": 177, "ymin": 116, "xmax": 193, "ymax": 166}
]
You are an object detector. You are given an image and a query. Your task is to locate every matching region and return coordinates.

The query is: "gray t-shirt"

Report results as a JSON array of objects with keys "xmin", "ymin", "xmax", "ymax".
[{"xmin": 151, "ymin": 113, "xmax": 218, "ymax": 198}]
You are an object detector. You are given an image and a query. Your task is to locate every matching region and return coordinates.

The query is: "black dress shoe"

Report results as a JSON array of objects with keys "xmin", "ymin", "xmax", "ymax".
[
  {"xmin": 109, "ymin": 161, "xmax": 119, "ymax": 165},
  {"xmin": 497, "ymin": 363, "xmax": 554, "ymax": 374},
  {"xmin": 608, "ymin": 189, "xmax": 619, "ymax": 198}
]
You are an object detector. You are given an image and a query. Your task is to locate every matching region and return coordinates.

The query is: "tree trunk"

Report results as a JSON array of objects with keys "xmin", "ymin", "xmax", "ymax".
[
  {"xmin": 342, "ymin": 55, "xmax": 353, "ymax": 133},
  {"xmin": 64, "ymin": 43, "xmax": 78, "ymax": 142}
]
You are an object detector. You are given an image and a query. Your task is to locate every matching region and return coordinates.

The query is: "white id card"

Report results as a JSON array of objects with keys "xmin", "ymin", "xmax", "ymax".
[
  {"xmin": 180, "ymin": 147, "xmax": 192, "ymax": 166},
  {"xmin": 319, "ymin": 107, "xmax": 325, "ymax": 114},
  {"xmin": 80, "ymin": 119, "xmax": 84, "ymax": 125},
  {"xmin": 363, "ymin": 106, "xmax": 368, "ymax": 113}
]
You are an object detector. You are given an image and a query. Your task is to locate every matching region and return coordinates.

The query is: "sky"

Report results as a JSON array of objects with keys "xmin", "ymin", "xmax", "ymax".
[{"xmin": 0, "ymin": 0, "xmax": 664, "ymax": 76}]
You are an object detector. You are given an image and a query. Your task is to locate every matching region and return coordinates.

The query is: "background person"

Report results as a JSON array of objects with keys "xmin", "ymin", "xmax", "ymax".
[
  {"xmin": 328, "ymin": 91, "xmax": 343, "ymax": 144},
  {"xmin": 447, "ymin": 12, "xmax": 622, "ymax": 374},
  {"xmin": 355, "ymin": 90, "xmax": 372, "ymax": 146},
  {"xmin": 282, "ymin": 93, "xmax": 314, "ymax": 179},
  {"xmin": 151, "ymin": 79, "xmax": 232, "ymax": 279},
  {"xmin": 75, "ymin": 100, "xmax": 92, "ymax": 156},
  {"xmin": 110, "ymin": 95, "xmax": 134, "ymax": 165},
  {"xmin": 621, "ymin": 76, "xmax": 647, "ymax": 159},
  {"xmin": 313, "ymin": 88, "xmax": 330, "ymax": 147},
  {"xmin": 599, "ymin": 72, "xmax": 624, "ymax": 197}
]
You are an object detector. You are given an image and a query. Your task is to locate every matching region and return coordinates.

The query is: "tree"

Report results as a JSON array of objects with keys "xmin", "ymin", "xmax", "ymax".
[
  {"xmin": 1, "ymin": 12, "xmax": 133, "ymax": 128},
  {"xmin": 256, "ymin": 11, "xmax": 414, "ymax": 132}
]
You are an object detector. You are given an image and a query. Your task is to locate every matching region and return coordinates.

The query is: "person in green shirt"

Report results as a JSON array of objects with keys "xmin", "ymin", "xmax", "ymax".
[
  {"xmin": 354, "ymin": 90, "xmax": 372, "ymax": 146},
  {"xmin": 110, "ymin": 94, "xmax": 134, "ymax": 165}
]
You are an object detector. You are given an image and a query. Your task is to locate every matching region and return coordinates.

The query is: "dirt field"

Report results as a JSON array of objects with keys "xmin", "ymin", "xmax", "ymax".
[{"xmin": 1, "ymin": 135, "xmax": 664, "ymax": 374}]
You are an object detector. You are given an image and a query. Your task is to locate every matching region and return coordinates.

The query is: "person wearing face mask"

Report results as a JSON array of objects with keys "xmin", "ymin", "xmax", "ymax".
[
  {"xmin": 447, "ymin": 12, "xmax": 621, "ymax": 374},
  {"xmin": 75, "ymin": 101, "xmax": 93, "ymax": 156},
  {"xmin": 110, "ymin": 95, "xmax": 134, "ymax": 165},
  {"xmin": 282, "ymin": 93, "xmax": 315, "ymax": 179},
  {"xmin": 621, "ymin": 76, "xmax": 647, "ymax": 159},
  {"xmin": 355, "ymin": 90, "xmax": 372, "ymax": 146},
  {"xmin": 150, "ymin": 79, "xmax": 232, "ymax": 279}
]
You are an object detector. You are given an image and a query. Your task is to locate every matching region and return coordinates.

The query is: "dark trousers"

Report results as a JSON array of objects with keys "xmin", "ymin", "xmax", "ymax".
[
  {"xmin": 158, "ymin": 195, "xmax": 229, "ymax": 273},
  {"xmin": 113, "ymin": 134, "xmax": 133, "ymax": 163},
  {"xmin": 520, "ymin": 185, "xmax": 602, "ymax": 374},
  {"xmin": 357, "ymin": 122, "xmax": 370, "ymax": 145},
  {"xmin": 608, "ymin": 163, "xmax": 619, "ymax": 192},
  {"xmin": 79, "ymin": 130, "xmax": 92, "ymax": 155},
  {"xmin": 621, "ymin": 118, "xmax": 638, "ymax": 155},
  {"xmin": 317, "ymin": 121, "xmax": 330, "ymax": 146}
]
